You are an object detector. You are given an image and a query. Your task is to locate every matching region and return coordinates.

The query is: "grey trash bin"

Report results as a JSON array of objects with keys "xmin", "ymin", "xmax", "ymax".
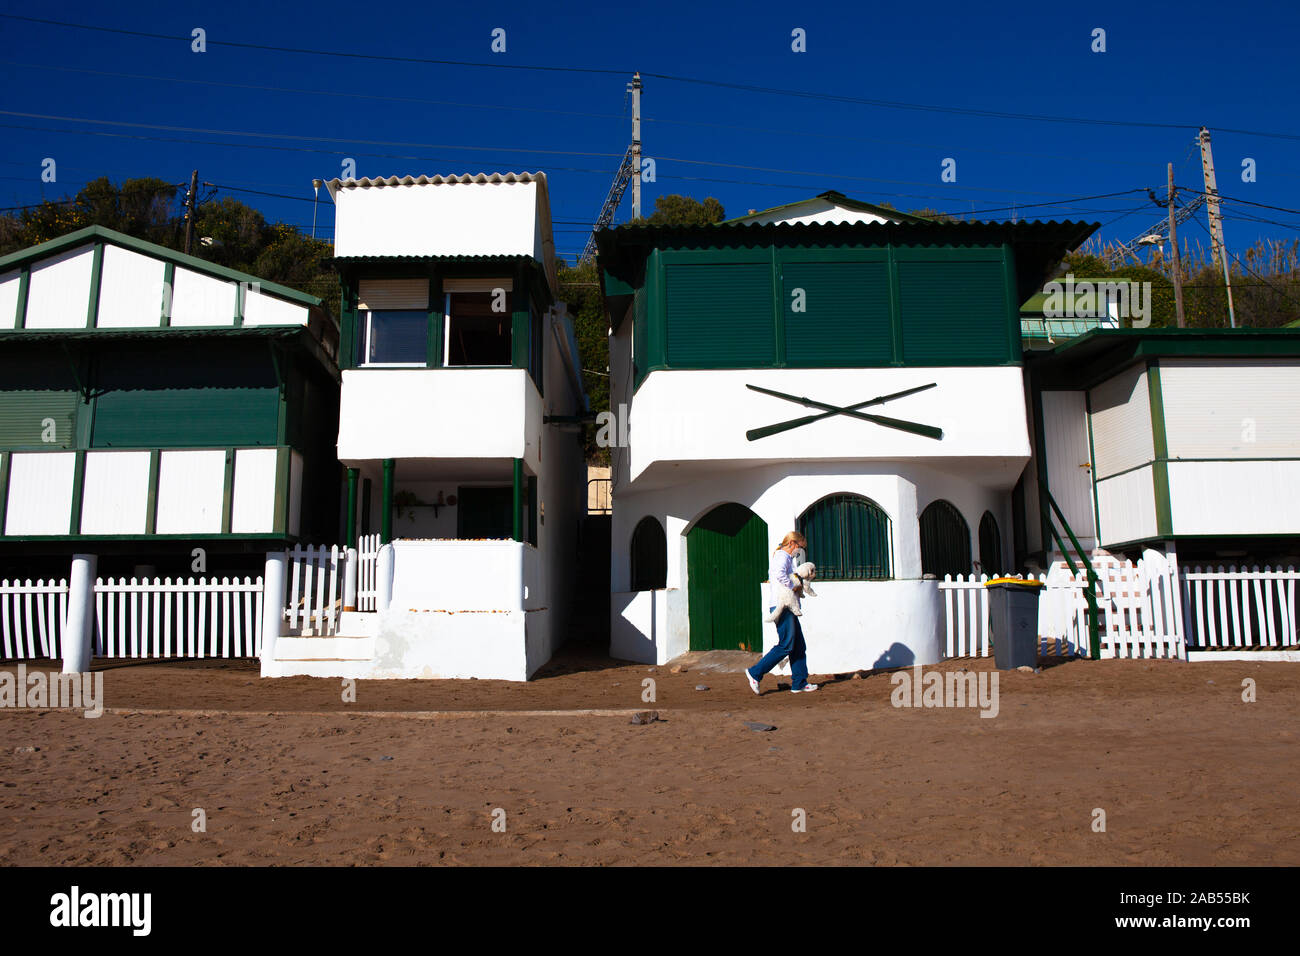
[{"xmin": 984, "ymin": 577, "xmax": 1044, "ymax": 670}]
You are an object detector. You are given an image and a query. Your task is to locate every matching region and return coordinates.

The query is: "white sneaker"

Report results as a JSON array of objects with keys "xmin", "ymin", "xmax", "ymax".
[
  {"xmin": 791, "ymin": 683, "xmax": 819, "ymax": 694},
  {"xmin": 744, "ymin": 669, "xmax": 760, "ymax": 695}
]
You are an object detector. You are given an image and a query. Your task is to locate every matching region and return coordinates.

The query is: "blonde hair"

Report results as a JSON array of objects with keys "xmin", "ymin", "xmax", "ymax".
[{"xmin": 775, "ymin": 531, "xmax": 806, "ymax": 553}]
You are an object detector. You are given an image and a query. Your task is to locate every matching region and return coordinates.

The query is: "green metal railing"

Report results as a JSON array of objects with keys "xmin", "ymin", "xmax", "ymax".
[{"xmin": 1042, "ymin": 489, "xmax": 1101, "ymax": 660}]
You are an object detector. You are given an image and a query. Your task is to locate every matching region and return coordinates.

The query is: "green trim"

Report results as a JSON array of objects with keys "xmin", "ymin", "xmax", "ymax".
[
  {"xmin": 220, "ymin": 447, "xmax": 236, "ymax": 534},
  {"xmin": 160, "ymin": 262, "xmax": 175, "ymax": 327},
  {"xmin": 14, "ymin": 265, "xmax": 29, "ymax": 330},
  {"xmin": 770, "ymin": 247, "xmax": 784, "ymax": 367},
  {"xmin": 0, "ymin": 226, "xmax": 322, "ymax": 307},
  {"xmin": 0, "ymin": 452, "xmax": 9, "ymax": 534},
  {"xmin": 1147, "ymin": 361, "xmax": 1173, "ymax": 537},
  {"xmin": 273, "ymin": 446, "xmax": 290, "ymax": 535},
  {"xmin": 1030, "ymin": 373, "xmax": 1053, "ymax": 555},
  {"xmin": 1001, "ymin": 244, "xmax": 1021, "ymax": 362},
  {"xmin": 144, "ymin": 449, "xmax": 160, "ymax": 535},
  {"xmin": 69, "ymin": 450, "xmax": 87, "ymax": 534},
  {"xmin": 427, "ymin": 275, "xmax": 443, "ymax": 369},
  {"xmin": 512, "ymin": 458, "xmax": 523, "ymax": 543},
  {"xmin": 886, "ymin": 245, "xmax": 903, "ymax": 364},
  {"xmin": 234, "ymin": 281, "xmax": 246, "ymax": 327},
  {"xmin": 345, "ymin": 467, "xmax": 359, "ymax": 550},
  {"xmin": 85, "ymin": 243, "xmax": 104, "ymax": 328},
  {"xmin": 1085, "ymin": 391, "xmax": 1102, "ymax": 542},
  {"xmin": 1094, "ymin": 455, "xmax": 1300, "ymax": 485},
  {"xmin": 381, "ymin": 458, "xmax": 394, "ymax": 543}
]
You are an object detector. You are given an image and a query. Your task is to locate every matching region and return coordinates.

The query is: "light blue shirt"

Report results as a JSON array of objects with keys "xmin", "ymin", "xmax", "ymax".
[{"xmin": 769, "ymin": 549, "xmax": 794, "ymax": 589}]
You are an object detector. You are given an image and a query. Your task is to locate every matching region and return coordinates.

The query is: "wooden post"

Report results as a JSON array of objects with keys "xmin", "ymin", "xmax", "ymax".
[
  {"xmin": 345, "ymin": 467, "xmax": 359, "ymax": 550},
  {"xmin": 1167, "ymin": 163, "xmax": 1186, "ymax": 329},
  {"xmin": 512, "ymin": 458, "xmax": 523, "ymax": 543},
  {"xmin": 381, "ymin": 459, "xmax": 394, "ymax": 544}
]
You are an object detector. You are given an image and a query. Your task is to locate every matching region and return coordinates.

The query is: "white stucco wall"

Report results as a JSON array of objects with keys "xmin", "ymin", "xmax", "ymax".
[
  {"xmin": 333, "ymin": 181, "xmax": 542, "ymax": 260},
  {"xmin": 337, "ymin": 368, "xmax": 540, "ymax": 470},
  {"xmin": 608, "ymin": 459, "xmax": 1012, "ymax": 668},
  {"xmin": 625, "ymin": 366, "xmax": 1030, "ymax": 481}
]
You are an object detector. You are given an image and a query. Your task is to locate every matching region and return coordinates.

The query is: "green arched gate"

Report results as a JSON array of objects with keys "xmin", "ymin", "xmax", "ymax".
[{"xmin": 686, "ymin": 503, "xmax": 769, "ymax": 651}]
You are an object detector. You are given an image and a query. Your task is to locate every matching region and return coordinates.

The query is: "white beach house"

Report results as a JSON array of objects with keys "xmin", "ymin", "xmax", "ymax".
[{"xmin": 262, "ymin": 172, "xmax": 588, "ymax": 681}]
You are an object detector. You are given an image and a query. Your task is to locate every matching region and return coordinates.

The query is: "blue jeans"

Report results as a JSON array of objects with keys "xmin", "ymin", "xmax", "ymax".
[{"xmin": 747, "ymin": 607, "xmax": 809, "ymax": 690}]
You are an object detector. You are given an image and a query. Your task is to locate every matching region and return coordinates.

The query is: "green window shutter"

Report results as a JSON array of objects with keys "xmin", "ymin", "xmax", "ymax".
[
  {"xmin": 91, "ymin": 346, "xmax": 279, "ymax": 448},
  {"xmin": 919, "ymin": 499, "xmax": 972, "ymax": 577},
  {"xmin": 978, "ymin": 510, "xmax": 1003, "ymax": 573},
  {"xmin": 898, "ymin": 258, "xmax": 1010, "ymax": 365},
  {"xmin": 797, "ymin": 493, "xmax": 893, "ymax": 581},
  {"xmin": 630, "ymin": 516, "xmax": 667, "ymax": 590},
  {"xmin": 0, "ymin": 390, "xmax": 79, "ymax": 448},
  {"xmin": 665, "ymin": 262, "xmax": 774, "ymax": 368},
  {"xmin": 783, "ymin": 261, "xmax": 892, "ymax": 366}
]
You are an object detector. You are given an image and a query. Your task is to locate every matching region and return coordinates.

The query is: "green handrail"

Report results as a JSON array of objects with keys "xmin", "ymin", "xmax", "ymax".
[{"xmin": 1042, "ymin": 489, "xmax": 1102, "ymax": 660}]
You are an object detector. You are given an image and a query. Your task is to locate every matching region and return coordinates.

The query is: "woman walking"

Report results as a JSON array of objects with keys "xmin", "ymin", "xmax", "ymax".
[{"xmin": 744, "ymin": 531, "xmax": 818, "ymax": 695}]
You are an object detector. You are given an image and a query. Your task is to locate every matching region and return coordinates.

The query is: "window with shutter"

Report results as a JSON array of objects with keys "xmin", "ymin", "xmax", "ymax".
[
  {"xmin": 797, "ymin": 494, "xmax": 892, "ymax": 581},
  {"xmin": 919, "ymin": 499, "xmax": 972, "ymax": 577},
  {"xmin": 630, "ymin": 516, "xmax": 667, "ymax": 590}
]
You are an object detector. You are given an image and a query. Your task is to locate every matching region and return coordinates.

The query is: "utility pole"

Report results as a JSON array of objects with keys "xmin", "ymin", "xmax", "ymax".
[
  {"xmin": 183, "ymin": 169, "xmax": 199, "ymax": 255},
  {"xmin": 630, "ymin": 72, "xmax": 642, "ymax": 220},
  {"xmin": 1198, "ymin": 127, "xmax": 1237, "ymax": 328},
  {"xmin": 311, "ymin": 179, "xmax": 323, "ymax": 241},
  {"xmin": 1167, "ymin": 164, "xmax": 1186, "ymax": 328}
]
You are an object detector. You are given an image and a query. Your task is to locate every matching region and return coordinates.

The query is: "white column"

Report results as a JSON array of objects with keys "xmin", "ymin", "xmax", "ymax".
[
  {"xmin": 376, "ymin": 543, "xmax": 395, "ymax": 612},
  {"xmin": 62, "ymin": 553, "xmax": 97, "ymax": 674},
  {"xmin": 260, "ymin": 551, "xmax": 287, "ymax": 672}
]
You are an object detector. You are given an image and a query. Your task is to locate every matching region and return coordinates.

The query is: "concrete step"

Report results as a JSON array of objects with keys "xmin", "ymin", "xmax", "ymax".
[{"xmin": 274, "ymin": 635, "xmax": 375, "ymax": 662}]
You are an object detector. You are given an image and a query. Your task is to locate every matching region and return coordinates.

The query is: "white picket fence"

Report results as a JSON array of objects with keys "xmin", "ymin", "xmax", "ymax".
[
  {"xmin": 94, "ymin": 577, "xmax": 263, "ymax": 658},
  {"xmin": 0, "ymin": 579, "xmax": 68, "ymax": 659},
  {"xmin": 357, "ymin": 533, "xmax": 381, "ymax": 612},
  {"xmin": 941, "ymin": 572, "xmax": 1092, "ymax": 659},
  {"xmin": 1183, "ymin": 566, "xmax": 1300, "ymax": 649},
  {"xmin": 285, "ymin": 544, "xmax": 342, "ymax": 636},
  {"xmin": 943, "ymin": 560, "xmax": 1300, "ymax": 661}
]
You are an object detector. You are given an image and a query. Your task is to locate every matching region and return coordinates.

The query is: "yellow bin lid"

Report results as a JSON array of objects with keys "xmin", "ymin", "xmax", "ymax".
[{"xmin": 983, "ymin": 577, "xmax": 1044, "ymax": 588}]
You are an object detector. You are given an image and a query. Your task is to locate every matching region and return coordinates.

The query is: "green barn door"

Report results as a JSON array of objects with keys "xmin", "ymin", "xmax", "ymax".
[{"xmin": 686, "ymin": 503, "xmax": 768, "ymax": 651}]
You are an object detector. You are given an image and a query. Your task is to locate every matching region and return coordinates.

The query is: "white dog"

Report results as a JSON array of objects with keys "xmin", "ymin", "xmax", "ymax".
[{"xmin": 765, "ymin": 562, "xmax": 818, "ymax": 622}]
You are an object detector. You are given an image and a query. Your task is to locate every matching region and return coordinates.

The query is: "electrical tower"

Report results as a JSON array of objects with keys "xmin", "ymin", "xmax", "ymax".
[
  {"xmin": 581, "ymin": 72, "xmax": 641, "ymax": 263},
  {"xmin": 1103, "ymin": 192, "xmax": 1205, "ymax": 269}
]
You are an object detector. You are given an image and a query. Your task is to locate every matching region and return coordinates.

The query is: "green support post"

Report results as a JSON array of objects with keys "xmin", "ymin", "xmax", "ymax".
[
  {"xmin": 512, "ymin": 458, "xmax": 523, "ymax": 543},
  {"xmin": 381, "ymin": 458, "xmax": 395, "ymax": 544},
  {"xmin": 345, "ymin": 467, "xmax": 359, "ymax": 550}
]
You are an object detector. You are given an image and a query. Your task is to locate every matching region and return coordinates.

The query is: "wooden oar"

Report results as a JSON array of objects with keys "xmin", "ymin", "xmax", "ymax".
[{"xmin": 745, "ymin": 382, "xmax": 943, "ymax": 441}]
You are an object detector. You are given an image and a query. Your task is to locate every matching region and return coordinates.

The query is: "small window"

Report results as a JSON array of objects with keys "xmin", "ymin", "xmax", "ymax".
[
  {"xmin": 978, "ymin": 511, "xmax": 1002, "ymax": 574},
  {"xmin": 630, "ymin": 516, "xmax": 667, "ymax": 590},
  {"xmin": 919, "ymin": 499, "xmax": 971, "ymax": 577},
  {"xmin": 797, "ymin": 494, "xmax": 892, "ymax": 580},
  {"xmin": 363, "ymin": 309, "xmax": 428, "ymax": 366},
  {"xmin": 445, "ymin": 287, "xmax": 512, "ymax": 367}
]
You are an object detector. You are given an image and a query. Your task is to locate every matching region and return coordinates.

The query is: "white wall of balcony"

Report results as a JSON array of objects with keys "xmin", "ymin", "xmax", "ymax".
[{"xmin": 337, "ymin": 368, "xmax": 540, "ymax": 470}]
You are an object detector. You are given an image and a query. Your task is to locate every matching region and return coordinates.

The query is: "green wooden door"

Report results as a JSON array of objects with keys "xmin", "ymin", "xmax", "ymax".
[{"xmin": 686, "ymin": 503, "xmax": 768, "ymax": 651}]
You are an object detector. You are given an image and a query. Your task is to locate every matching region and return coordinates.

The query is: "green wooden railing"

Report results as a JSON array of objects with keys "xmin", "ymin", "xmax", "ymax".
[{"xmin": 1042, "ymin": 488, "xmax": 1102, "ymax": 660}]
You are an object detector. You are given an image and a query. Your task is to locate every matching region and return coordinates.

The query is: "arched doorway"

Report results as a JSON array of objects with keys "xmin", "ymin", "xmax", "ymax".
[{"xmin": 686, "ymin": 503, "xmax": 768, "ymax": 651}]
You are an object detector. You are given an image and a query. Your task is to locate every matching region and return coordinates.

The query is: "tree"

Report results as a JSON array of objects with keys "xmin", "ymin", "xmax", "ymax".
[{"xmin": 632, "ymin": 194, "xmax": 725, "ymax": 226}]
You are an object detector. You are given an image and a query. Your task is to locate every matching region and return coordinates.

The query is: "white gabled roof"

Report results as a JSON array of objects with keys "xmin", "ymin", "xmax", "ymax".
[{"xmin": 325, "ymin": 171, "xmax": 544, "ymax": 195}]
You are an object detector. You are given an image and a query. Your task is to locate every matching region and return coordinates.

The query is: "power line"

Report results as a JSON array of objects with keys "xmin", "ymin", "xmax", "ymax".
[{"xmin": 4, "ymin": 13, "xmax": 1299, "ymax": 140}]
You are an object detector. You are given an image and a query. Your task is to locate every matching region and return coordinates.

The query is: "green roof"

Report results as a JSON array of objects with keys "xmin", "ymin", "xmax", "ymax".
[
  {"xmin": 598, "ymin": 218, "xmax": 1099, "ymax": 305},
  {"xmin": 1026, "ymin": 327, "xmax": 1300, "ymax": 386},
  {"xmin": 722, "ymin": 191, "xmax": 932, "ymax": 225},
  {"xmin": 0, "ymin": 225, "xmax": 322, "ymax": 308}
]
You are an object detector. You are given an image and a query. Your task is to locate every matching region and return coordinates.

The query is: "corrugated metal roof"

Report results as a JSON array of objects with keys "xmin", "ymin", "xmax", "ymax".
[{"xmin": 326, "ymin": 172, "xmax": 545, "ymax": 192}]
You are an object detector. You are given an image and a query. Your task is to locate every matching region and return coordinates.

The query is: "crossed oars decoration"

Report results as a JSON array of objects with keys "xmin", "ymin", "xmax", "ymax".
[{"xmin": 745, "ymin": 382, "xmax": 944, "ymax": 442}]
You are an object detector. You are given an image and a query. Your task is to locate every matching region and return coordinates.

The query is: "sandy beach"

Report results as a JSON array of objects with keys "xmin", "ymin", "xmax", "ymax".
[{"xmin": 1, "ymin": 652, "xmax": 1297, "ymax": 866}]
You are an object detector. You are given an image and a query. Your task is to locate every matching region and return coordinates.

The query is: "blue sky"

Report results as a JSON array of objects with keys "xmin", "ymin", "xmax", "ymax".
[{"xmin": 2, "ymin": 0, "xmax": 1298, "ymax": 266}]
